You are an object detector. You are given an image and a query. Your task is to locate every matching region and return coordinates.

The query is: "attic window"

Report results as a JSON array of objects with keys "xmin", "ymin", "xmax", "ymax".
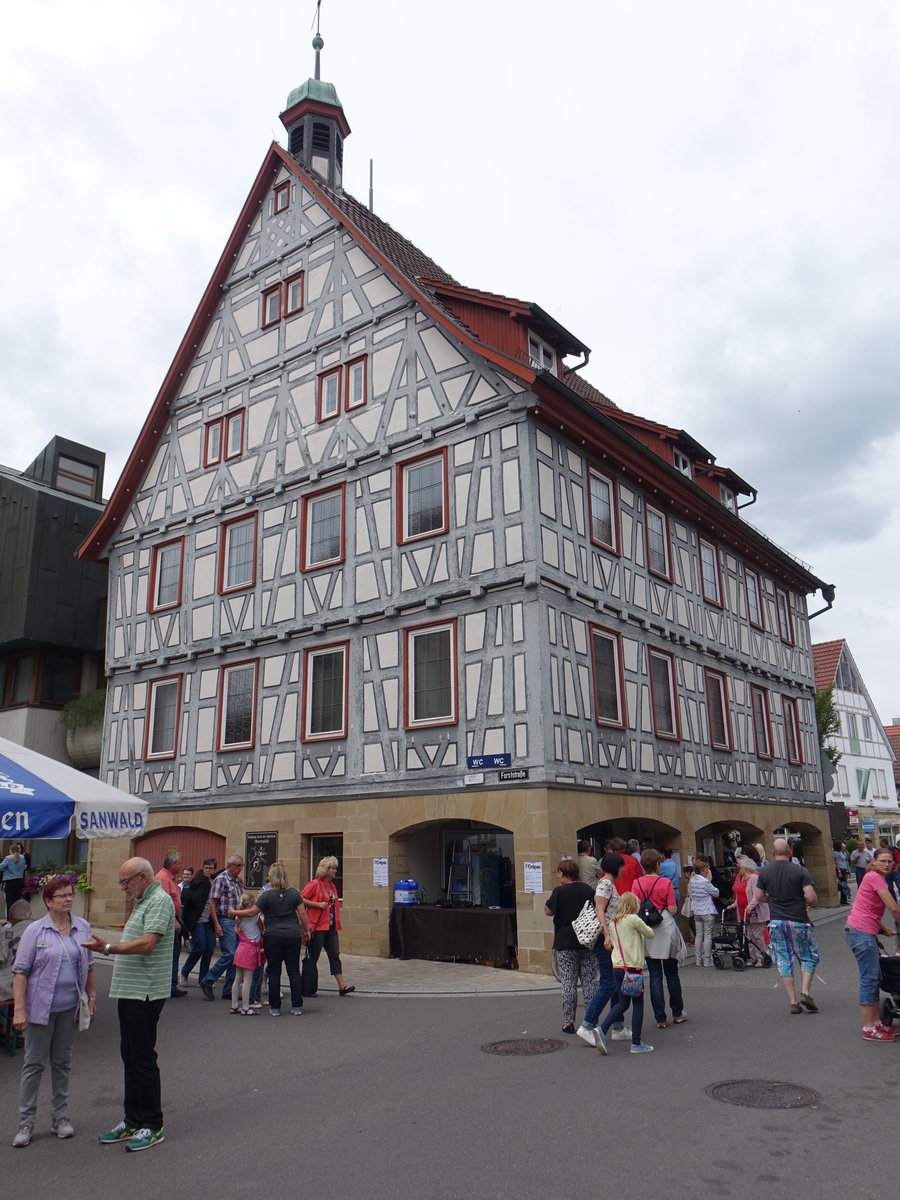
[
  {"xmin": 274, "ymin": 182, "xmax": 290, "ymax": 213},
  {"xmin": 720, "ymin": 484, "xmax": 736, "ymax": 513},
  {"xmin": 55, "ymin": 455, "xmax": 98, "ymax": 499},
  {"xmin": 528, "ymin": 333, "xmax": 555, "ymax": 372},
  {"xmin": 312, "ymin": 122, "xmax": 330, "ymax": 152},
  {"xmin": 289, "ymin": 126, "xmax": 304, "ymax": 156},
  {"xmin": 673, "ymin": 450, "xmax": 692, "ymax": 478}
]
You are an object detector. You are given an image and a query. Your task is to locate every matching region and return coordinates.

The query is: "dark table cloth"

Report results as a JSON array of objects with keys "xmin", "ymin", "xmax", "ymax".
[{"xmin": 389, "ymin": 905, "xmax": 517, "ymax": 965}]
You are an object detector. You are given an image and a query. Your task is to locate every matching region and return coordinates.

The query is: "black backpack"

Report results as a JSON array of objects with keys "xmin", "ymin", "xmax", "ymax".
[{"xmin": 637, "ymin": 879, "xmax": 664, "ymax": 927}]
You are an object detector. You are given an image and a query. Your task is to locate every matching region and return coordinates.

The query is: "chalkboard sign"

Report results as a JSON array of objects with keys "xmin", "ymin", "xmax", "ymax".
[{"xmin": 245, "ymin": 831, "xmax": 278, "ymax": 889}]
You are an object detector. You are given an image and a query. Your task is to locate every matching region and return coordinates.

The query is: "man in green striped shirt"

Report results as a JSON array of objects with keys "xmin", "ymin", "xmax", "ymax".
[{"xmin": 82, "ymin": 857, "xmax": 175, "ymax": 1153}]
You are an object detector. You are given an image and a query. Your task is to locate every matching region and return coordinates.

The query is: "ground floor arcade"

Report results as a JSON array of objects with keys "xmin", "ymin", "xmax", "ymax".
[{"xmin": 83, "ymin": 786, "xmax": 837, "ymax": 975}]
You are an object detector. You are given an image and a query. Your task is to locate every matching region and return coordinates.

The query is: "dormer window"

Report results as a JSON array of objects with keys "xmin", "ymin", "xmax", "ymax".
[
  {"xmin": 673, "ymin": 450, "xmax": 692, "ymax": 478},
  {"xmin": 528, "ymin": 333, "xmax": 556, "ymax": 373},
  {"xmin": 55, "ymin": 455, "xmax": 99, "ymax": 500},
  {"xmin": 720, "ymin": 484, "xmax": 736, "ymax": 513}
]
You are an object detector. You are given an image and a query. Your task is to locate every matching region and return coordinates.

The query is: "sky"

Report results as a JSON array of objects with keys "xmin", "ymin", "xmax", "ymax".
[{"xmin": 2, "ymin": 1, "xmax": 898, "ymax": 721}]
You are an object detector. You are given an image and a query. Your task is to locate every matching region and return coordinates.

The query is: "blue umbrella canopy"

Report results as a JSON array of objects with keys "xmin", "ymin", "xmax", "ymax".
[{"xmin": 0, "ymin": 736, "xmax": 148, "ymax": 840}]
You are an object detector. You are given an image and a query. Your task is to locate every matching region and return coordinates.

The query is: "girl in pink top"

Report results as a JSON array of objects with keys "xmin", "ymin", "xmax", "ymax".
[{"xmin": 845, "ymin": 849, "xmax": 900, "ymax": 1041}]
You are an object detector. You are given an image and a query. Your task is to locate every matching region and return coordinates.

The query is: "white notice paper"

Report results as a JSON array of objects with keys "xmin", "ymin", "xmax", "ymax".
[
  {"xmin": 524, "ymin": 861, "xmax": 544, "ymax": 894},
  {"xmin": 373, "ymin": 857, "xmax": 388, "ymax": 888}
]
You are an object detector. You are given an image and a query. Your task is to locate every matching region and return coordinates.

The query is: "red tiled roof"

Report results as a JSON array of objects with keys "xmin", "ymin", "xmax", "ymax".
[
  {"xmin": 884, "ymin": 724, "xmax": 900, "ymax": 784},
  {"xmin": 811, "ymin": 639, "xmax": 845, "ymax": 690},
  {"xmin": 563, "ymin": 372, "xmax": 618, "ymax": 411}
]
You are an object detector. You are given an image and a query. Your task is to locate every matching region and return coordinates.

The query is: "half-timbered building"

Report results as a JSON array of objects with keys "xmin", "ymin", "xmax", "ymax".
[{"xmin": 81, "ymin": 49, "xmax": 837, "ymax": 968}]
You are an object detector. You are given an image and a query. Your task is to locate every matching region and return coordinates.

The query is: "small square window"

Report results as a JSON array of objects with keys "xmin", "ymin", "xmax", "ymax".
[
  {"xmin": 274, "ymin": 182, "xmax": 290, "ymax": 213},
  {"xmin": 588, "ymin": 468, "xmax": 618, "ymax": 552},
  {"xmin": 302, "ymin": 642, "xmax": 349, "ymax": 741},
  {"xmin": 705, "ymin": 668, "xmax": 731, "ymax": 751},
  {"xmin": 745, "ymin": 568, "xmax": 763, "ymax": 629},
  {"xmin": 284, "ymin": 272, "xmax": 304, "ymax": 316},
  {"xmin": 318, "ymin": 368, "xmax": 341, "ymax": 422},
  {"xmin": 225, "ymin": 410, "xmax": 244, "ymax": 460},
  {"xmin": 301, "ymin": 485, "xmax": 344, "ymax": 570},
  {"xmin": 345, "ymin": 357, "xmax": 367, "ymax": 410},
  {"xmin": 648, "ymin": 648, "xmax": 679, "ymax": 740},
  {"xmin": 218, "ymin": 661, "xmax": 257, "ymax": 751},
  {"xmin": 405, "ymin": 620, "xmax": 458, "ymax": 728},
  {"xmin": 776, "ymin": 588, "xmax": 794, "ymax": 644},
  {"xmin": 645, "ymin": 505, "xmax": 671, "ymax": 579},
  {"xmin": 262, "ymin": 284, "xmax": 282, "ymax": 328},
  {"xmin": 699, "ymin": 539, "xmax": 722, "ymax": 606},
  {"xmin": 150, "ymin": 539, "xmax": 184, "ymax": 611},
  {"xmin": 673, "ymin": 450, "xmax": 692, "ymax": 478},
  {"xmin": 219, "ymin": 514, "xmax": 257, "ymax": 593},
  {"xmin": 398, "ymin": 449, "xmax": 448, "ymax": 544},
  {"xmin": 145, "ymin": 677, "xmax": 180, "ymax": 760}
]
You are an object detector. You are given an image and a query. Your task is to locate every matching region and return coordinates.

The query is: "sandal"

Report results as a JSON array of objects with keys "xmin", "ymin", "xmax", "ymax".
[
  {"xmin": 229, "ymin": 1008, "xmax": 241, "ymax": 1015},
  {"xmin": 339, "ymin": 985, "xmax": 356, "ymax": 996},
  {"xmin": 241, "ymin": 1008, "xmax": 257, "ymax": 1016}
]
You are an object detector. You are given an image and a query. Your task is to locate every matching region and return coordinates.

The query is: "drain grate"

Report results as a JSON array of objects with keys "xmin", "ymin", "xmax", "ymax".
[
  {"xmin": 481, "ymin": 1038, "xmax": 568, "ymax": 1056},
  {"xmin": 706, "ymin": 1079, "xmax": 820, "ymax": 1109}
]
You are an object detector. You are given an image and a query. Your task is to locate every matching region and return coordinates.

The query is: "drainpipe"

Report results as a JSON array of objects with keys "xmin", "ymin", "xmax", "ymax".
[{"xmin": 808, "ymin": 583, "xmax": 836, "ymax": 621}]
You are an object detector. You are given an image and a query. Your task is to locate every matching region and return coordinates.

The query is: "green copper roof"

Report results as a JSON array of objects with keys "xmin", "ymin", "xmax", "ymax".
[{"xmin": 284, "ymin": 78, "xmax": 344, "ymax": 111}]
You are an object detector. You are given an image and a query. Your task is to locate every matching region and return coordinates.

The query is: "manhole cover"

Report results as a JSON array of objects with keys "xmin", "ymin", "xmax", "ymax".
[
  {"xmin": 481, "ymin": 1038, "xmax": 568, "ymax": 1056},
  {"xmin": 705, "ymin": 1079, "xmax": 820, "ymax": 1109}
]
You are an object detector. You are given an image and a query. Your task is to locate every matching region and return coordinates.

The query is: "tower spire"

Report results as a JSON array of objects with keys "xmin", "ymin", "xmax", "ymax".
[{"xmin": 313, "ymin": 0, "xmax": 323, "ymax": 80}]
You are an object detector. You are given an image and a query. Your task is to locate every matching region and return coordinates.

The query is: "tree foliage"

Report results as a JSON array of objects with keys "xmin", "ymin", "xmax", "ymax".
[{"xmin": 815, "ymin": 684, "xmax": 842, "ymax": 768}]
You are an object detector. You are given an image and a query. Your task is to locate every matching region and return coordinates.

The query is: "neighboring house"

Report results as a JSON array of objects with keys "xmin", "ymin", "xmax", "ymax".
[
  {"xmin": 79, "ymin": 47, "xmax": 838, "ymax": 965},
  {"xmin": 813, "ymin": 640, "xmax": 898, "ymax": 837},
  {"xmin": 882, "ymin": 719, "xmax": 900, "ymax": 806},
  {"xmin": 0, "ymin": 436, "xmax": 108, "ymax": 863}
]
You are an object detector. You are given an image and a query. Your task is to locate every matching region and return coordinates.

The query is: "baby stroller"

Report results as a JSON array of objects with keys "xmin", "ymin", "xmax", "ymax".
[
  {"xmin": 711, "ymin": 908, "xmax": 745, "ymax": 971},
  {"xmin": 878, "ymin": 956, "xmax": 900, "ymax": 1027}
]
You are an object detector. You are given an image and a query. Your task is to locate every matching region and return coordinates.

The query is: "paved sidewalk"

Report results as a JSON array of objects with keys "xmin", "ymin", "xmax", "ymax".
[{"xmin": 88, "ymin": 902, "xmax": 850, "ymax": 997}]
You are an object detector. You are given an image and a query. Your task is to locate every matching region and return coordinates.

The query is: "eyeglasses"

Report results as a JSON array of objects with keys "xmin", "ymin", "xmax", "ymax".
[{"xmin": 118, "ymin": 872, "xmax": 142, "ymax": 889}]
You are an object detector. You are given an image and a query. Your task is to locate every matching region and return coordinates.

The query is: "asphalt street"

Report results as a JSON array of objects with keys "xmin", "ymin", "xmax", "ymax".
[{"xmin": 0, "ymin": 911, "xmax": 892, "ymax": 1198}]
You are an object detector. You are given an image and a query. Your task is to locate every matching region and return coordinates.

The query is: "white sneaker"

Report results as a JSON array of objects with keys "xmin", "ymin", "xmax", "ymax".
[
  {"xmin": 609, "ymin": 1026, "xmax": 632, "ymax": 1041},
  {"xmin": 576, "ymin": 1025, "xmax": 597, "ymax": 1047},
  {"xmin": 12, "ymin": 1126, "xmax": 32, "ymax": 1148},
  {"xmin": 52, "ymin": 1117, "xmax": 75, "ymax": 1139}
]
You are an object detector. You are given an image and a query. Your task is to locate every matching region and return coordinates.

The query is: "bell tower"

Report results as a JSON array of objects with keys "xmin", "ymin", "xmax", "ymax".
[{"xmin": 280, "ymin": 33, "xmax": 351, "ymax": 192}]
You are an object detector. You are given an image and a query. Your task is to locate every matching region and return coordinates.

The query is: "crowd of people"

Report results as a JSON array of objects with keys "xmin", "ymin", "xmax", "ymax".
[
  {"xmin": 3, "ymin": 852, "xmax": 353, "ymax": 1151},
  {"xmin": 550, "ymin": 832, "xmax": 900, "ymax": 1056}
]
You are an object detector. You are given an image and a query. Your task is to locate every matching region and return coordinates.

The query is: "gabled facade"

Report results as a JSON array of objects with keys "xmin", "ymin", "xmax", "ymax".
[
  {"xmin": 813, "ymin": 640, "xmax": 898, "ymax": 835},
  {"xmin": 81, "ymin": 50, "xmax": 839, "ymax": 965}
]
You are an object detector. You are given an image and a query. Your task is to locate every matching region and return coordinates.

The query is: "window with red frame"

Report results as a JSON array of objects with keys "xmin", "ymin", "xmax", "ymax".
[
  {"xmin": 648, "ymin": 648, "xmax": 679, "ymax": 739},
  {"xmin": 284, "ymin": 272, "xmax": 304, "ymax": 316},
  {"xmin": 274, "ymin": 181, "xmax": 290, "ymax": 214},
  {"xmin": 217, "ymin": 661, "xmax": 257, "ymax": 750},
  {"xmin": 317, "ymin": 367, "xmax": 341, "ymax": 422},
  {"xmin": 705, "ymin": 668, "xmax": 731, "ymax": 750},
  {"xmin": 301, "ymin": 485, "xmax": 344, "ymax": 570},
  {"xmin": 588, "ymin": 468, "xmax": 618, "ymax": 553},
  {"xmin": 405, "ymin": 620, "xmax": 457, "ymax": 728},
  {"xmin": 145, "ymin": 677, "xmax": 180, "ymax": 760},
  {"xmin": 398, "ymin": 449, "xmax": 448, "ymax": 544},
  {"xmin": 204, "ymin": 410, "xmax": 245, "ymax": 466},
  {"xmin": 776, "ymin": 588, "xmax": 794, "ymax": 644},
  {"xmin": 645, "ymin": 505, "xmax": 671, "ymax": 579},
  {"xmin": 750, "ymin": 684, "xmax": 772, "ymax": 758},
  {"xmin": 149, "ymin": 539, "xmax": 184, "ymax": 611},
  {"xmin": 225, "ymin": 411, "xmax": 244, "ymax": 459},
  {"xmin": 699, "ymin": 539, "xmax": 723, "ymax": 606},
  {"xmin": 204, "ymin": 419, "xmax": 223, "ymax": 467},
  {"xmin": 262, "ymin": 284, "xmax": 282, "ymax": 328},
  {"xmin": 745, "ymin": 568, "xmax": 764, "ymax": 629},
  {"xmin": 219, "ymin": 514, "xmax": 257, "ymax": 593},
  {"xmin": 590, "ymin": 625, "xmax": 625, "ymax": 727},
  {"xmin": 302, "ymin": 642, "xmax": 349, "ymax": 741},
  {"xmin": 783, "ymin": 696, "xmax": 802, "ymax": 764},
  {"xmin": 345, "ymin": 356, "xmax": 368, "ymax": 410}
]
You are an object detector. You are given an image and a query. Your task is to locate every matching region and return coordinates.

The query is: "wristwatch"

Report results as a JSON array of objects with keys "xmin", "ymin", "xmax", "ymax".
[{"xmin": 103, "ymin": 944, "xmax": 111, "ymax": 956}]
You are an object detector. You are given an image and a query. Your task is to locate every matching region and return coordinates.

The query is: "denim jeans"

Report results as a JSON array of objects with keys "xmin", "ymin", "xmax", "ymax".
[
  {"xmin": 601, "ymin": 968, "xmax": 644, "ymax": 1046},
  {"xmin": 181, "ymin": 921, "xmax": 216, "ymax": 982},
  {"xmin": 582, "ymin": 940, "xmax": 617, "ymax": 1029},
  {"xmin": 202, "ymin": 917, "xmax": 237, "ymax": 996},
  {"xmin": 249, "ymin": 964, "xmax": 263, "ymax": 1005},
  {"xmin": 647, "ymin": 957, "xmax": 684, "ymax": 1022},
  {"xmin": 844, "ymin": 924, "xmax": 881, "ymax": 1005}
]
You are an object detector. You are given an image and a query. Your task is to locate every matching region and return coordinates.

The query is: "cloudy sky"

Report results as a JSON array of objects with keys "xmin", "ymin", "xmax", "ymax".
[{"xmin": 2, "ymin": 2, "xmax": 898, "ymax": 720}]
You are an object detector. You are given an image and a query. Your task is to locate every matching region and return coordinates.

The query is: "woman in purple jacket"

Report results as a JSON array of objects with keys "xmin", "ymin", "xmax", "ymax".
[{"xmin": 10, "ymin": 876, "xmax": 96, "ymax": 1148}]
